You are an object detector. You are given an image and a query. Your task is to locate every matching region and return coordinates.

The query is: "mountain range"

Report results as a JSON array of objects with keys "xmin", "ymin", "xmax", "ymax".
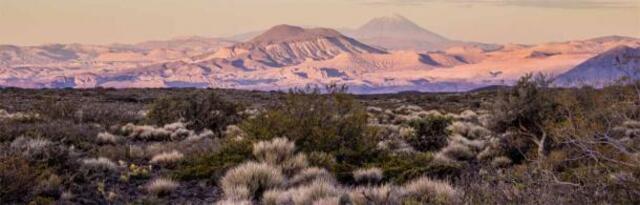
[{"xmin": 1, "ymin": 15, "xmax": 638, "ymax": 93}]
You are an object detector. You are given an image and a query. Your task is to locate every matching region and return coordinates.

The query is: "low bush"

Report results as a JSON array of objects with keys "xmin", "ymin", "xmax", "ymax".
[
  {"xmin": 403, "ymin": 176, "xmax": 458, "ymax": 204},
  {"xmin": 240, "ymin": 86, "xmax": 381, "ymax": 181},
  {"xmin": 173, "ymin": 139, "xmax": 253, "ymax": 181},
  {"xmin": 406, "ymin": 115, "xmax": 452, "ymax": 152},
  {"xmin": 146, "ymin": 91, "xmax": 242, "ymax": 135}
]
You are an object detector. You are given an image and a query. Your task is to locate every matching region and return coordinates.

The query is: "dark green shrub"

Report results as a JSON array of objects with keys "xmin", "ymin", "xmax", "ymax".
[
  {"xmin": 146, "ymin": 90, "xmax": 242, "ymax": 134},
  {"xmin": 489, "ymin": 74, "xmax": 563, "ymax": 161},
  {"xmin": 173, "ymin": 139, "xmax": 253, "ymax": 181},
  {"xmin": 406, "ymin": 116, "xmax": 452, "ymax": 152},
  {"xmin": 240, "ymin": 86, "xmax": 380, "ymax": 176},
  {"xmin": 371, "ymin": 152, "xmax": 462, "ymax": 183}
]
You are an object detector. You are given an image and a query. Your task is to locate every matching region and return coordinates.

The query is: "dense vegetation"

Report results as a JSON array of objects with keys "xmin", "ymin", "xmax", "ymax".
[{"xmin": 0, "ymin": 77, "xmax": 639, "ymax": 204}]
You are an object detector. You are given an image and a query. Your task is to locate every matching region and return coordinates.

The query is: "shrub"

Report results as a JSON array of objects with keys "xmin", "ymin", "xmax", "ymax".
[
  {"xmin": 489, "ymin": 74, "xmax": 562, "ymax": 161},
  {"xmin": 289, "ymin": 167, "xmax": 336, "ymax": 187},
  {"xmin": 403, "ymin": 177, "xmax": 458, "ymax": 204},
  {"xmin": 353, "ymin": 167, "xmax": 384, "ymax": 185},
  {"xmin": 263, "ymin": 179, "xmax": 340, "ymax": 205},
  {"xmin": 220, "ymin": 162, "xmax": 285, "ymax": 200},
  {"xmin": 146, "ymin": 91, "xmax": 241, "ymax": 135},
  {"xmin": 406, "ymin": 115, "xmax": 452, "ymax": 152},
  {"xmin": 240, "ymin": 86, "xmax": 380, "ymax": 179},
  {"xmin": 0, "ymin": 109, "xmax": 41, "ymax": 123},
  {"xmin": 491, "ymin": 156, "xmax": 512, "ymax": 168},
  {"xmin": 10, "ymin": 137, "xmax": 52, "ymax": 156},
  {"xmin": 121, "ymin": 123, "xmax": 171, "ymax": 141},
  {"xmin": 81, "ymin": 157, "xmax": 118, "ymax": 171},
  {"xmin": 373, "ymin": 152, "xmax": 461, "ymax": 183},
  {"xmin": 173, "ymin": 139, "xmax": 252, "ymax": 180},
  {"xmin": 438, "ymin": 143, "xmax": 474, "ymax": 161},
  {"xmin": 215, "ymin": 199, "xmax": 252, "ymax": 205},
  {"xmin": 96, "ymin": 132, "xmax": 120, "ymax": 144},
  {"xmin": 253, "ymin": 137, "xmax": 295, "ymax": 165},
  {"xmin": 145, "ymin": 178, "xmax": 179, "ymax": 196},
  {"xmin": 349, "ymin": 185, "xmax": 405, "ymax": 205},
  {"xmin": 150, "ymin": 150, "xmax": 184, "ymax": 165},
  {"xmin": 281, "ymin": 153, "xmax": 310, "ymax": 176}
]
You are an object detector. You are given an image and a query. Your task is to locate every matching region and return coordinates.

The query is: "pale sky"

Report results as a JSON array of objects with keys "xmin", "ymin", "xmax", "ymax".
[{"xmin": 1, "ymin": 0, "xmax": 639, "ymax": 46}]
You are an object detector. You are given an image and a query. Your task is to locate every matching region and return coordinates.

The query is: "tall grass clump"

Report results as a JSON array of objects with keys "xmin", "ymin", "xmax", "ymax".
[
  {"xmin": 403, "ymin": 176, "xmax": 458, "ymax": 204},
  {"xmin": 253, "ymin": 137, "xmax": 295, "ymax": 165},
  {"xmin": 220, "ymin": 161, "xmax": 285, "ymax": 200}
]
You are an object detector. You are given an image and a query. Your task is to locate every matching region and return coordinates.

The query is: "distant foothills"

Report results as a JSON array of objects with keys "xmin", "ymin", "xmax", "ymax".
[{"xmin": 1, "ymin": 15, "xmax": 638, "ymax": 93}]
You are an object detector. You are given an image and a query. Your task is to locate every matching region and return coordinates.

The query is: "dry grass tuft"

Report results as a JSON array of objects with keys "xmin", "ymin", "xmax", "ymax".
[
  {"xmin": 149, "ymin": 150, "xmax": 184, "ymax": 165},
  {"xmin": 349, "ymin": 185, "xmax": 405, "ymax": 205},
  {"xmin": 289, "ymin": 167, "xmax": 335, "ymax": 187},
  {"xmin": 353, "ymin": 167, "xmax": 384, "ymax": 184},
  {"xmin": 81, "ymin": 157, "xmax": 118, "ymax": 171},
  {"xmin": 145, "ymin": 178, "xmax": 179, "ymax": 196},
  {"xmin": 97, "ymin": 132, "xmax": 120, "ymax": 144},
  {"xmin": 263, "ymin": 179, "xmax": 340, "ymax": 205},
  {"xmin": 439, "ymin": 143, "xmax": 474, "ymax": 160},
  {"xmin": 403, "ymin": 176, "xmax": 458, "ymax": 204},
  {"xmin": 281, "ymin": 153, "xmax": 309, "ymax": 176},
  {"xmin": 220, "ymin": 161, "xmax": 285, "ymax": 200},
  {"xmin": 253, "ymin": 137, "xmax": 295, "ymax": 165}
]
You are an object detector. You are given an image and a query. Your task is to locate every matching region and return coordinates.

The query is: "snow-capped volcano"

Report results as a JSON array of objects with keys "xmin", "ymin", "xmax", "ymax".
[
  {"xmin": 204, "ymin": 25, "xmax": 385, "ymax": 68},
  {"xmin": 344, "ymin": 14, "xmax": 454, "ymax": 51}
]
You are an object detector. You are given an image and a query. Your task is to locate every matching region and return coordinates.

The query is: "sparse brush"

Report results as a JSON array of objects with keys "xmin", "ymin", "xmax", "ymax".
[
  {"xmin": 491, "ymin": 156, "xmax": 512, "ymax": 168},
  {"xmin": 281, "ymin": 153, "xmax": 309, "ymax": 176},
  {"xmin": 10, "ymin": 137, "xmax": 52, "ymax": 156},
  {"xmin": 394, "ymin": 105, "xmax": 424, "ymax": 115},
  {"xmin": 353, "ymin": 167, "xmax": 384, "ymax": 184},
  {"xmin": 170, "ymin": 128, "xmax": 194, "ymax": 140},
  {"xmin": 266, "ymin": 179, "xmax": 341, "ymax": 205},
  {"xmin": 403, "ymin": 176, "xmax": 458, "ymax": 204},
  {"xmin": 81, "ymin": 157, "xmax": 118, "ymax": 171},
  {"xmin": 185, "ymin": 129, "xmax": 215, "ymax": 141},
  {"xmin": 220, "ymin": 162, "xmax": 285, "ymax": 200},
  {"xmin": 145, "ymin": 178, "xmax": 179, "ymax": 196},
  {"xmin": 121, "ymin": 123, "xmax": 171, "ymax": 141},
  {"xmin": 289, "ymin": 167, "xmax": 336, "ymax": 187},
  {"xmin": 224, "ymin": 125, "xmax": 248, "ymax": 139},
  {"xmin": 253, "ymin": 137, "xmax": 296, "ymax": 165},
  {"xmin": 476, "ymin": 147, "xmax": 497, "ymax": 161},
  {"xmin": 97, "ymin": 132, "xmax": 120, "ymax": 144},
  {"xmin": 447, "ymin": 121, "xmax": 492, "ymax": 139},
  {"xmin": 349, "ymin": 185, "xmax": 405, "ymax": 205},
  {"xmin": 450, "ymin": 134, "xmax": 485, "ymax": 151},
  {"xmin": 150, "ymin": 150, "xmax": 184, "ymax": 165},
  {"xmin": 128, "ymin": 145, "xmax": 146, "ymax": 159},
  {"xmin": 312, "ymin": 196, "xmax": 341, "ymax": 205},
  {"xmin": 438, "ymin": 143, "xmax": 474, "ymax": 160},
  {"xmin": 0, "ymin": 109, "xmax": 41, "ymax": 122},
  {"xmin": 163, "ymin": 121, "xmax": 188, "ymax": 132},
  {"xmin": 458, "ymin": 110, "xmax": 478, "ymax": 121},
  {"xmin": 215, "ymin": 199, "xmax": 252, "ymax": 205}
]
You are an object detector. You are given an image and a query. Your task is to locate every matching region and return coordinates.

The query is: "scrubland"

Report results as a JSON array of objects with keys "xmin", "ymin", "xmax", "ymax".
[{"xmin": 1, "ymin": 75, "xmax": 639, "ymax": 204}]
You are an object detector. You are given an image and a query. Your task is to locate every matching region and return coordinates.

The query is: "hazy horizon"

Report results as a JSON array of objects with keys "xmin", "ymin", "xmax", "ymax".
[{"xmin": 1, "ymin": 0, "xmax": 639, "ymax": 46}]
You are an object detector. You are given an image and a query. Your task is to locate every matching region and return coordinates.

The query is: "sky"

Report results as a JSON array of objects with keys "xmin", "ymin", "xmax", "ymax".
[{"xmin": 0, "ymin": 0, "xmax": 639, "ymax": 46}]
